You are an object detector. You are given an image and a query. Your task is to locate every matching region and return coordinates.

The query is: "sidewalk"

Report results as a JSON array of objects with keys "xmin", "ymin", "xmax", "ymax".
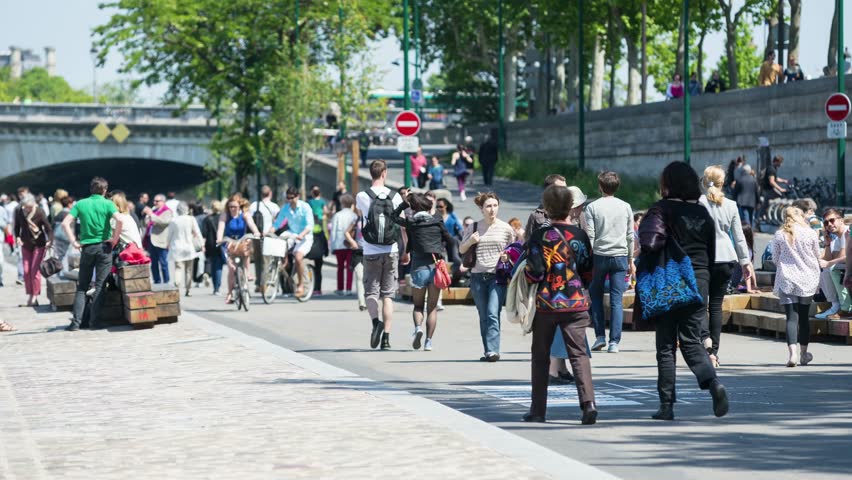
[{"xmin": 0, "ymin": 270, "xmax": 614, "ymax": 479}]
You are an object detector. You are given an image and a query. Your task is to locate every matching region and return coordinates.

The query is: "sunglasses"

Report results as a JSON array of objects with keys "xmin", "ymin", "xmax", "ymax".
[
  {"xmin": 287, "ymin": 195, "xmax": 297, "ymax": 200},
  {"xmin": 825, "ymin": 218, "xmax": 839, "ymax": 224}
]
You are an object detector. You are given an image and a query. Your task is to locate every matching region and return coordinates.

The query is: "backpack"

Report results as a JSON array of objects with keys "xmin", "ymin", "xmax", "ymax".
[{"xmin": 362, "ymin": 189, "xmax": 400, "ymax": 246}]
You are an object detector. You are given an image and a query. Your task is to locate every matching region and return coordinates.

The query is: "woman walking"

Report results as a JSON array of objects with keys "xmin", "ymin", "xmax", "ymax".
[
  {"xmin": 15, "ymin": 195, "xmax": 51, "ymax": 307},
  {"xmin": 523, "ymin": 185, "xmax": 597, "ymax": 424},
  {"xmin": 451, "ymin": 144, "xmax": 473, "ymax": 202},
  {"xmin": 329, "ymin": 194, "xmax": 359, "ymax": 296},
  {"xmin": 393, "ymin": 192, "xmax": 459, "ymax": 351},
  {"xmin": 203, "ymin": 201, "xmax": 224, "ymax": 295},
  {"xmin": 459, "ymin": 192, "xmax": 516, "ymax": 361},
  {"xmin": 216, "ymin": 195, "xmax": 261, "ymax": 304},
  {"xmin": 699, "ymin": 166, "xmax": 754, "ymax": 367},
  {"xmin": 637, "ymin": 161, "xmax": 728, "ymax": 421},
  {"xmin": 169, "ymin": 202, "xmax": 204, "ymax": 297},
  {"xmin": 772, "ymin": 207, "xmax": 821, "ymax": 367}
]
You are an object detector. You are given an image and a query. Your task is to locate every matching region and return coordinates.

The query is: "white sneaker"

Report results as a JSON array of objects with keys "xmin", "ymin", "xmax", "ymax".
[
  {"xmin": 203, "ymin": 273, "xmax": 211, "ymax": 287},
  {"xmin": 607, "ymin": 342, "xmax": 620, "ymax": 353},
  {"xmin": 437, "ymin": 301, "xmax": 445, "ymax": 311},
  {"xmin": 334, "ymin": 290, "xmax": 344, "ymax": 296},
  {"xmin": 412, "ymin": 327, "xmax": 424, "ymax": 350},
  {"xmin": 816, "ymin": 304, "xmax": 841, "ymax": 319},
  {"xmin": 591, "ymin": 337, "xmax": 607, "ymax": 351},
  {"xmin": 459, "ymin": 191, "xmax": 466, "ymax": 201},
  {"xmin": 424, "ymin": 338, "xmax": 433, "ymax": 351}
]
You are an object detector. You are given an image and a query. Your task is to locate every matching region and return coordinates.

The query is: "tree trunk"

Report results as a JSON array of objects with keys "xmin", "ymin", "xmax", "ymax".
[
  {"xmin": 641, "ymin": 0, "xmax": 647, "ymax": 104},
  {"xmin": 697, "ymin": 29, "xmax": 706, "ymax": 87},
  {"xmin": 626, "ymin": 40, "xmax": 640, "ymax": 105},
  {"xmin": 590, "ymin": 34, "xmax": 605, "ymax": 111},
  {"xmin": 608, "ymin": 53, "xmax": 616, "ymax": 108},
  {"xmin": 725, "ymin": 22, "xmax": 739, "ymax": 88},
  {"xmin": 765, "ymin": 12, "xmax": 778, "ymax": 61},
  {"xmin": 554, "ymin": 48, "xmax": 566, "ymax": 111},
  {"xmin": 829, "ymin": 2, "xmax": 839, "ymax": 73},
  {"xmin": 789, "ymin": 0, "xmax": 801, "ymax": 61},
  {"xmin": 566, "ymin": 40, "xmax": 579, "ymax": 109},
  {"xmin": 676, "ymin": 14, "xmax": 686, "ymax": 79},
  {"xmin": 504, "ymin": 49, "xmax": 518, "ymax": 122}
]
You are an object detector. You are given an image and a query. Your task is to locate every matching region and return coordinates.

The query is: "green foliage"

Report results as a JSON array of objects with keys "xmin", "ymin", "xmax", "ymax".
[
  {"xmin": 97, "ymin": 79, "xmax": 142, "ymax": 105},
  {"xmin": 495, "ymin": 154, "xmax": 660, "ymax": 210},
  {"xmin": 715, "ymin": 21, "xmax": 762, "ymax": 88},
  {"xmin": 0, "ymin": 67, "xmax": 92, "ymax": 103}
]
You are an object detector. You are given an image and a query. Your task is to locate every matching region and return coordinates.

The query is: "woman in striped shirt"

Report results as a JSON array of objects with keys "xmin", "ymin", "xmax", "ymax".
[{"xmin": 459, "ymin": 192, "xmax": 516, "ymax": 362}]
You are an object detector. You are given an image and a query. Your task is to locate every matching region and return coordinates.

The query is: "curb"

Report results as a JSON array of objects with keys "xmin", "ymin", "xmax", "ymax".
[{"xmin": 183, "ymin": 311, "xmax": 620, "ymax": 480}]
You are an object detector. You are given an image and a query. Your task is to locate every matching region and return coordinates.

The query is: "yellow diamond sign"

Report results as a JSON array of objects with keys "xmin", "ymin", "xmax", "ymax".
[
  {"xmin": 112, "ymin": 123, "xmax": 131, "ymax": 143},
  {"xmin": 92, "ymin": 122, "xmax": 111, "ymax": 142}
]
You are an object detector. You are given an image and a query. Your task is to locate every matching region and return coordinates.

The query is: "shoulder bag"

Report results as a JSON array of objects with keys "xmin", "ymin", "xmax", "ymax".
[
  {"xmin": 433, "ymin": 253, "xmax": 452, "ymax": 289},
  {"xmin": 461, "ymin": 222, "xmax": 478, "ymax": 268}
]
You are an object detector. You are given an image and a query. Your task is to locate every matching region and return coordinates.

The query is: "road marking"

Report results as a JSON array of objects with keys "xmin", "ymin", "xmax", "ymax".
[
  {"xmin": 603, "ymin": 382, "xmax": 692, "ymax": 405},
  {"xmin": 466, "ymin": 384, "xmax": 641, "ymax": 407}
]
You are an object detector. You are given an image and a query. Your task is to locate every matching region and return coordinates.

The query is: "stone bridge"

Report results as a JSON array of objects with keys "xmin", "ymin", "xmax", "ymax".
[{"xmin": 0, "ymin": 103, "xmax": 216, "ymax": 197}]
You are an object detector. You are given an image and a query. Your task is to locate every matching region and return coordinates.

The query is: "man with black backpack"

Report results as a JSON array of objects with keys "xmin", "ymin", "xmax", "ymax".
[
  {"xmin": 249, "ymin": 185, "xmax": 281, "ymax": 291},
  {"xmin": 356, "ymin": 160, "xmax": 407, "ymax": 350}
]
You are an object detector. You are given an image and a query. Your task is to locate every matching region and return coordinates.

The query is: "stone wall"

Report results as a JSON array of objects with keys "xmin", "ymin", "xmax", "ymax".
[{"xmin": 421, "ymin": 75, "xmax": 852, "ymax": 186}]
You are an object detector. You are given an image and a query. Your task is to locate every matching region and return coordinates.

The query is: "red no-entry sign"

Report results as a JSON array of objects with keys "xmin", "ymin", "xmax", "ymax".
[
  {"xmin": 394, "ymin": 110, "xmax": 421, "ymax": 136},
  {"xmin": 825, "ymin": 93, "xmax": 851, "ymax": 122}
]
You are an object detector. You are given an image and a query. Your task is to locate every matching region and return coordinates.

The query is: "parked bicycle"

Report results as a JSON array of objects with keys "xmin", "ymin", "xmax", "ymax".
[
  {"xmin": 220, "ymin": 234, "xmax": 256, "ymax": 311},
  {"xmin": 260, "ymin": 232, "xmax": 315, "ymax": 304}
]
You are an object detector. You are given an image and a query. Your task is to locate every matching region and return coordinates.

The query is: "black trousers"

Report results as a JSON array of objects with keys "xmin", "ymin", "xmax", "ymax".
[
  {"xmin": 71, "ymin": 242, "xmax": 113, "ymax": 329},
  {"xmin": 656, "ymin": 269, "xmax": 717, "ymax": 404},
  {"xmin": 481, "ymin": 161, "xmax": 496, "ymax": 186},
  {"xmin": 703, "ymin": 262, "xmax": 735, "ymax": 356},
  {"xmin": 784, "ymin": 299, "xmax": 812, "ymax": 345}
]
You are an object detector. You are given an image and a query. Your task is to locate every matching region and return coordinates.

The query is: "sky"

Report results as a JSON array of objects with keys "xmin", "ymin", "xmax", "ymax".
[{"xmin": 0, "ymin": 0, "xmax": 846, "ymax": 105}]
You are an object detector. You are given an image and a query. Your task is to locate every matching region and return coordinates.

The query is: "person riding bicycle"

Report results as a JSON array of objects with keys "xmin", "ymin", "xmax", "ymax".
[
  {"xmin": 272, "ymin": 187, "xmax": 314, "ymax": 298},
  {"xmin": 216, "ymin": 194, "xmax": 261, "ymax": 304}
]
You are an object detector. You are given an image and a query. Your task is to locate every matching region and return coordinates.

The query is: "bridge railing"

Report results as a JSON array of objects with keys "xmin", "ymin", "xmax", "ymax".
[{"xmin": 0, "ymin": 103, "xmax": 214, "ymax": 126}]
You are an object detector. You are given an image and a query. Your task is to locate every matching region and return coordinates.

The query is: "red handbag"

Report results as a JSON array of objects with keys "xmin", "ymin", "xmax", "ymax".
[{"xmin": 433, "ymin": 254, "xmax": 452, "ymax": 290}]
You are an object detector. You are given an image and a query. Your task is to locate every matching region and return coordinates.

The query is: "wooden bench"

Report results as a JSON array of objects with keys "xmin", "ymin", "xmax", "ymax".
[{"xmin": 47, "ymin": 276, "xmax": 76, "ymax": 311}]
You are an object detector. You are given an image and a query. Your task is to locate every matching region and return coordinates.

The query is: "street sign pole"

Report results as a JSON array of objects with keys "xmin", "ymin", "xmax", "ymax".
[
  {"xmin": 403, "ymin": 0, "xmax": 411, "ymax": 188},
  {"xmin": 578, "ymin": 0, "xmax": 585, "ymax": 170},
  {"xmin": 838, "ymin": 0, "xmax": 847, "ymax": 206},
  {"xmin": 498, "ymin": 0, "xmax": 505, "ymax": 153},
  {"xmin": 682, "ymin": 0, "xmax": 690, "ymax": 165}
]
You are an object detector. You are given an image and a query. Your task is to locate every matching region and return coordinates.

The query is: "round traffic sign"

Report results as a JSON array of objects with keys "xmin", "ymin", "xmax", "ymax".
[
  {"xmin": 394, "ymin": 110, "xmax": 421, "ymax": 136},
  {"xmin": 826, "ymin": 93, "xmax": 851, "ymax": 122}
]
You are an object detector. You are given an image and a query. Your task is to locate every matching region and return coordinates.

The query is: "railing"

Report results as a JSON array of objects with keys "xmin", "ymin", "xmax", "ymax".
[{"xmin": 0, "ymin": 102, "xmax": 215, "ymax": 126}]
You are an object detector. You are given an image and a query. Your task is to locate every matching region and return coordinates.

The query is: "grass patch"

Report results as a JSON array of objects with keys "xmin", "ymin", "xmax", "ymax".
[{"xmin": 495, "ymin": 154, "xmax": 660, "ymax": 210}]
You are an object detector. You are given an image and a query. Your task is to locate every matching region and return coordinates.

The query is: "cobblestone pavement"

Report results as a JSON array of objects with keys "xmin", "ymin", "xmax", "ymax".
[{"xmin": 0, "ymin": 272, "xmax": 617, "ymax": 480}]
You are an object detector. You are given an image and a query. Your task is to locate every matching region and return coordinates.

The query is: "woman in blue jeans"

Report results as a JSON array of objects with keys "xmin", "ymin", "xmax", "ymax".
[{"xmin": 459, "ymin": 192, "xmax": 517, "ymax": 362}]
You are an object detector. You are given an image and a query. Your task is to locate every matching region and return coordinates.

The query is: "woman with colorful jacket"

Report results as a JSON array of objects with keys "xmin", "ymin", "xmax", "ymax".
[{"xmin": 523, "ymin": 185, "xmax": 597, "ymax": 425}]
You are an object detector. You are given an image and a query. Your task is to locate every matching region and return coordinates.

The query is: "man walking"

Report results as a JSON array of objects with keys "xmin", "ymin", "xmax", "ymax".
[
  {"xmin": 61, "ymin": 177, "xmax": 122, "ymax": 331},
  {"xmin": 357, "ymin": 160, "xmax": 405, "ymax": 350},
  {"xmin": 478, "ymin": 130, "xmax": 499, "ymax": 187},
  {"xmin": 250, "ymin": 185, "xmax": 280, "ymax": 289},
  {"xmin": 143, "ymin": 194, "xmax": 173, "ymax": 284},
  {"xmin": 584, "ymin": 171, "xmax": 634, "ymax": 353}
]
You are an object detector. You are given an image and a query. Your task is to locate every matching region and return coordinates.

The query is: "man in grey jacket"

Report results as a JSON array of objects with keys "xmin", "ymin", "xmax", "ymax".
[
  {"xmin": 583, "ymin": 171, "xmax": 634, "ymax": 353},
  {"xmin": 142, "ymin": 193, "xmax": 174, "ymax": 284}
]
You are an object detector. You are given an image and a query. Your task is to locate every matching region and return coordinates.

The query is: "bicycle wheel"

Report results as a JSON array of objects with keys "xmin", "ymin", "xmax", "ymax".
[
  {"xmin": 297, "ymin": 264, "xmax": 315, "ymax": 302},
  {"xmin": 234, "ymin": 268, "xmax": 243, "ymax": 311},
  {"xmin": 262, "ymin": 258, "xmax": 280, "ymax": 304},
  {"xmin": 240, "ymin": 266, "xmax": 251, "ymax": 311}
]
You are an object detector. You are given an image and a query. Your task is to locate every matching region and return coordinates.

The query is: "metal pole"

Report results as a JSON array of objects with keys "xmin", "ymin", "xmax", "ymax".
[
  {"xmin": 339, "ymin": 1, "xmax": 350, "ymax": 188},
  {"xmin": 403, "ymin": 0, "xmax": 411, "ymax": 188},
  {"xmin": 641, "ymin": 0, "xmax": 647, "ymax": 104},
  {"xmin": 294, "ymin": 0, "xmax": 302, "ymax": 191},
  {"xmin": 682, "ymin": 0, "xmax": 691, "ymax": 164},
  {"xmin": 414, "ymin": 0, "xmax": 422, "ymax": 118},
  {"xmin": 256, "ymin": 129, "xmax": 263, "ymax": 209},
  {"xmin": 215, "ymin": 100, "xmax": 223, "ymax": 200},
  {"xmin": 778, "ymin": 0, "xmax": 785, "ymax": 75},
  {"xmin": 578, "ymin": 0, "xmax": 585, "ymax": 169},
  {"xmin": 498, "ymin": 0, "xmax": 505, "ymax": 152},
  {"xmin": 838, "ymin": 0, "xmax": 847, "ymax": 206}
]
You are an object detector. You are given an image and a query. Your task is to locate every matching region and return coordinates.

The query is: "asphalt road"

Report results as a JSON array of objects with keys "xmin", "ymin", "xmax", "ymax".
[{"xmin": 183, "ymin": 265, "xmax": 852, "ymax": 480}]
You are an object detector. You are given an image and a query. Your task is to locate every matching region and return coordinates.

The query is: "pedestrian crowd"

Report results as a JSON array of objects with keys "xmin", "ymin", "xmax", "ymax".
[{"xmin": 1, "ymin": 154, "xmax": 849, "ymax": 427}]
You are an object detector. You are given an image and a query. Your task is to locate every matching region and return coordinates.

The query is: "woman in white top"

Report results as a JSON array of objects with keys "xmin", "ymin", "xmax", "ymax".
[
  {"xmin": 772, "ymin": 207, "xmax": 821, "ymax": 367},
  {"xmin": 110, "ymin": 192, "xmax": 143, "ymax": 248},
  {"xmin": 459, "ymin": 192, "xmax": 516, "ymax": 362},
  {"xmin": 169, "ymin": 201, "xmax": 203, "ymax": 297},
  {"xmin": 700, "ymin": 166, "xmax": 755, "ymax": 367}
]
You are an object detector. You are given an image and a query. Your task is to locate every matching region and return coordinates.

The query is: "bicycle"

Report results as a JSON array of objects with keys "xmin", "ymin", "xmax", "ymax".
[
  {"xmin": 221, "ymin": 234, "xmax": 256, "ymax": 311},
  {"xmin": 260, "ymin": 232, "xmax": 315, "ymax": 304}
]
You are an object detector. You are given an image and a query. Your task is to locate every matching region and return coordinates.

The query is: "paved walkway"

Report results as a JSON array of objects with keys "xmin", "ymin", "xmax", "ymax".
[{"xmin": 0, "ymin": 267, "xmax": 615, "ymax": 479}]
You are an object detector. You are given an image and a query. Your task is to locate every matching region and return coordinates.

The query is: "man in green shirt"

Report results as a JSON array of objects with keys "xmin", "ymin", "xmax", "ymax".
[{"xmin": 61, "ymin": 177, "xmax": 123, "ymax": 331}]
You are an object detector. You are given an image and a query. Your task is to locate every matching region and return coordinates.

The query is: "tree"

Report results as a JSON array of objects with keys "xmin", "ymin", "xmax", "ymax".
[
  {"xmin": 95, "ymin": 0, "xmax": 395, "ymax": 193},
  {"xmin": 717, "ymin": 0, "xmax": 770, "ymax": 89},
  {"xmin": 715, "ymin": 21, "xmax": 762, "ymax": 88},
  {"xmin": 789, "ymin": 0, "xmax": 801, "ymax": 61},
  {"xmin": 97, "ymin": 79, "xmax": 142, "ymax": 105},
  {"xmin": 829, "ymin": 0, "xmax": 839, "ymax": 74},
  {"xmin": 0, "ymin": 67, "xmax": 92, "ymax": 103}
]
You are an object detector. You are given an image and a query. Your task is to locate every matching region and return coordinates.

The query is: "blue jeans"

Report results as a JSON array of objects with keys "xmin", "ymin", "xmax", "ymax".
[
  {"xmin": 148, "ymin": 245, "xmax": 170, "ymax": 284},
  {"xmin": 209, "ymin": 252, "xmax": 225, "ymax": 293},
  {"xmin": 738, "ymin": 206, "xmax": 754, "ymax": 227},
  {"xmin": 589, "ymin": 255, "xmax": 629, "ymax": 344},
  {"xmin": 471, "ymin": 273, "xmax": 506, "ymax": 355}
]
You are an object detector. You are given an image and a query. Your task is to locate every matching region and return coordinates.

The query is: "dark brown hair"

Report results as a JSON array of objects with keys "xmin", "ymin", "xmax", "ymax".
[
  {"xmin": 90, "ymin": 177, "xmax": 108, "ymax": 195},
  {"xmin": 543, "ymin": 174, "xmax": 566, "ymax": 188},
  {"xmin": 598, "ymin": 170, "xmax": 620, "ymax": 195},
  {"xmin": 407, "ymin": 192, "xmax": 433, "ymax": 212},
  {"xmin": 369, "ymin": 160, "xmax": 387, "ymax": 180},
  {"xmin": 542, "ymin": 185, "xmax": 573, "ymax": 220},
  {"xmin": 823, "ymin": 207, "xmax": 843, "ymax": 219},
  {"xmin": 473, "ymin": 192, "xmax": 499, "ymax": 208},
  {"xmin": 660, "ymin": 161, "xmax": 701, "ymax": 201}
]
